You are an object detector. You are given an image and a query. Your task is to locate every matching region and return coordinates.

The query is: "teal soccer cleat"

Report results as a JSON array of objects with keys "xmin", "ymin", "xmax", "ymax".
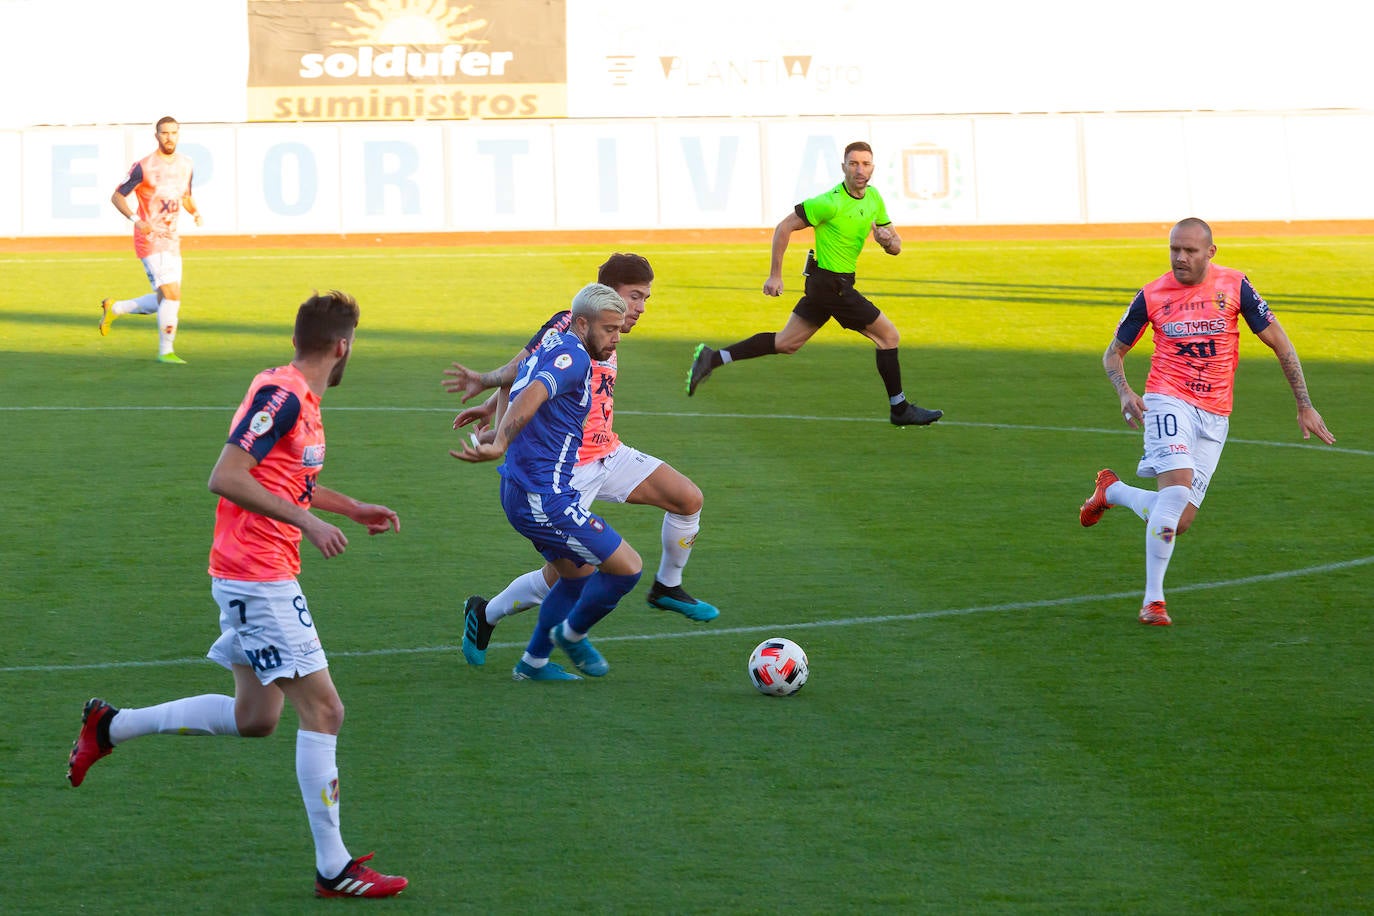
[
  {"xmin": 647, "ymin": 581, "xmax": 720, "ymax": 622},
  {"xmin": 550, "ymin": 625, "xmax": 609, "ymax": 677},
  {"xmin": 461, "ymin": 595, "xmax": 494, "ymax": 666},
  {"xmin": 512, "ymin": 659, "xmax": 581, "ymax": 681}
]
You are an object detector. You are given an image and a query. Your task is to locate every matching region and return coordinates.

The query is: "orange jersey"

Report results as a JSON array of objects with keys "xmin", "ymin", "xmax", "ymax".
[
  {"xmin": 115, "ymin": 150, "xmax": 195, "ymax": 259},
  {"xmin": 208, "ymin": 364, "xmax": 325, "ymax": 581},
  {"xmin": 526, "ymin": 311, "xmax": 620, "ymax": 463},
  {"xmin": 1115, "ymin": 265, "xmax": 1276, "ymax": 416}
]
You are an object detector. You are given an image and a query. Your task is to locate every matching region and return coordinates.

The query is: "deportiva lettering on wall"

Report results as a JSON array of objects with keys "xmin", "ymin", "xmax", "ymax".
[{"xmin": 247, "ymin": 0, "xmax": 567, "ymax": 121}]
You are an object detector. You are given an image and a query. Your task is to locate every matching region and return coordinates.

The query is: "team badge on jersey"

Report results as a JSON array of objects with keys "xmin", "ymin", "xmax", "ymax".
[
  {"xmin": 555, "ymin": 353, "xmax": 573, "ymax": 369},
  {"xmin": 249, "ymin": 411, "xmax": 274, "ymax": 435}
]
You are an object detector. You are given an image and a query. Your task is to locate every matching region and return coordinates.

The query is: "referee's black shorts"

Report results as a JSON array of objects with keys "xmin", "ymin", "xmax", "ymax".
[{"xmin": 793, "ymin": 267, "xmax": 881, "ymax": 331}]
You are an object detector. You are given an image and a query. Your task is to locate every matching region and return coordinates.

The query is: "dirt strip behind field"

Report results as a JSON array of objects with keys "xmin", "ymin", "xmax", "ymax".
[{"xmin": 2, "ymin": 221, "xmax": 1370, "ymax": 253}]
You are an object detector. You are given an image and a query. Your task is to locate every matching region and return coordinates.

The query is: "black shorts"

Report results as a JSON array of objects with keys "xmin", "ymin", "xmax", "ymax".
[{"xmin": 793, "ymin": 266, "xmax": 881, "ymax": 331}]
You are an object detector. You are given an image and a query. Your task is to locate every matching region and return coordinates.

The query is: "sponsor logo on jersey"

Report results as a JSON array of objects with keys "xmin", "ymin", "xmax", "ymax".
[
  {"xmin": 302, "ymin": 444, "xmax": 325, "ymax": 468},
  {"xmin": 1160, "ymin": 317, "xmax": 1227, "ymax": 337}
]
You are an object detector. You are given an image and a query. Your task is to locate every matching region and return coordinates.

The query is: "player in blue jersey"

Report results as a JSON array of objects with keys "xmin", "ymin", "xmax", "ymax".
[
  {"xmin": 453, "ymin": 283, "xmax": 643, "ymax": 681},
  {"xmin": 687, "ymin": 141, "xmax": 943, "ymax": 427},
  {"xmin": 444, "ymin": 254, "xmax": 718, "ymax": 673}
]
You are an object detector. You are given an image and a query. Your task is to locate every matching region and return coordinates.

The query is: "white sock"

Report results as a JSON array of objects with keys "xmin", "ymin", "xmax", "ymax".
[
  {"xmin": 520, "ymin": 652, "xmax": 548, "ymax": 669},
  {"xmin": 656, "ymin": 511, "xmax": 700, "ymax": 588},
  {"xmin": 156, "ymin": 298, "xmax": 180, "ymax": 355},
  {"xmin": 487, "ymin": 569, "xmax": 552, "ymax": 623},
  {"xmin": 297, "ymin": 730, "xmax": 351, "ymax": 878},
  {"xmin": 1106, "ymin": 480, "xmax": 1158, "ymax": 522},
  {"xmin": 108, "ymin": 694, "xmax": 239, "ymax": 744},
  {"xmin": 118, "ymin": 293, "xmax": 159, "ymax": 316},
  {"xmin": 1144, "ymin": 485, "xmax": 1191, "ymax": 604}
]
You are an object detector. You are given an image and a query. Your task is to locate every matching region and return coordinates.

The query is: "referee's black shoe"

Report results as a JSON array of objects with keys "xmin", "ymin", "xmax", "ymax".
[
  {"xmin": 686, "ymin": 343, "xmax": 715, "ymax": 396},
  {"xmin": 891, "ymin": 401, "xmax": 943, "ymax": 426}
]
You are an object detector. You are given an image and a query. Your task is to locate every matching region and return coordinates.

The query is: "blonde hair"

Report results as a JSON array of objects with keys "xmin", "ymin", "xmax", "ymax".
[{"xmin": 570, "ymin": 282, "xmax": 627, "ymax": 320}]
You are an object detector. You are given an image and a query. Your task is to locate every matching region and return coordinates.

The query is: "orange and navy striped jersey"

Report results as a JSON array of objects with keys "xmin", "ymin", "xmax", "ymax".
[
  {"xmin": 115, "ymin": 150, "xmax": 194, "ymax": 259},
  {"xmin": 1115, "ymin": 265, "xmax": 1275, "ymax": 416},
  {"xmin": 209, "ymin": 364, "xmax": 324, "ymax": 581},
  {"xmin": 526, "ymin": 310, "xmax": 620, "ymax": 464}
]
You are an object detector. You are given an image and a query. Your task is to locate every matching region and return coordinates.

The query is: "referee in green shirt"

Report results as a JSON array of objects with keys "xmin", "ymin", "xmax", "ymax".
[{"xmin": 687, "ymin": 141, "xmax": 942, "ymax": 427}]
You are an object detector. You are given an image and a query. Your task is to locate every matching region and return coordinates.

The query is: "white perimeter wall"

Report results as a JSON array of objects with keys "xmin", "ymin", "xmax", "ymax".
[{"xmin": 4, "ymin": 111, "xmax": 1373, "ymax": 238}]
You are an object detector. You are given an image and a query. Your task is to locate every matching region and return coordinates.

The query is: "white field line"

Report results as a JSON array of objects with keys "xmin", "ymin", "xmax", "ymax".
[
  {"xmin": 2, "ymin": 406, "xmax": 1368, "ymax": 674},
  {"xmin": 4, "ymin": 555, "xmax": 1371, "ymax": 675},
  {"xmin": 3, "ymin": 404, "xmax": 1371, "ymax": 457}
]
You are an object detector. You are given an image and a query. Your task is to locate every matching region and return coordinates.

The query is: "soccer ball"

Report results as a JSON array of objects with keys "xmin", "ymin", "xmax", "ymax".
[{"xmin": 748, "ymin": 638, "xmax": 809, "ymax": 696}]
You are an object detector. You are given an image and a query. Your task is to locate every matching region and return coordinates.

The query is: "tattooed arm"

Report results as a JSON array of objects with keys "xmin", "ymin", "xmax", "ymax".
[
  {"xmin": 1103, "ymin": 337, "xmax": 1146, "ymax": 428},
  {"xmin": 1257, "ymin": 322, "xmax": 1335, "ymax": 444}
]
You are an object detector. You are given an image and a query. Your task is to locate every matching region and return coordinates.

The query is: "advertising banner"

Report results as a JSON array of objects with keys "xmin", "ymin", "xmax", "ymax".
[
  {"xmin": 17, "ymin": 113, "xmax": 1374, "ymax": 237},
  {"xmin": 247, "ymin": 0, "xmax": 568, "ymax": 121}
]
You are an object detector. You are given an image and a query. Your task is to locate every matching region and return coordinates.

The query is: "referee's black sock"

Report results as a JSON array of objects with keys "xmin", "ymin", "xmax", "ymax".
[
  {"xmin": 876, "ymin": 347, "xmax": 905, "ymax": 405},
  {"xmin": 720, "ymin": 332, "xmax": 776, "ymax": 363}
]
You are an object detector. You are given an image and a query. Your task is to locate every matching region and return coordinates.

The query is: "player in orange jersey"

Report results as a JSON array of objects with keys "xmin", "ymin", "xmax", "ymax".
[
  {"xmin": 100, "ymin": 116, "xmax": 202, "ymax": 364},
  {"xmin": 1079, "ymin": 218, "xmax": 1335, "ymax": 626},
  {"xmin": 67, "ymin": 292, "xmax": 408, "ymax": 898}
]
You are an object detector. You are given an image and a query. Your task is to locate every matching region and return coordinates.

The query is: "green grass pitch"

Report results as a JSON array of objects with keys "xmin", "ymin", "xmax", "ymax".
[{"xmin": 1, "ymin": 234, "xmax": 1372, "ymax": 912}]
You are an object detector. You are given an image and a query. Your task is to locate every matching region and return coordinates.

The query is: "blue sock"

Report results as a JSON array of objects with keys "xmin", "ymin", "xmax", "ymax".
[
  {"xmin": 566, "ymin": 570, "xmax": 642, "ymax": 635},
  {"xmin": 525, "ymin": 576, "xmax": 587, "ymax": 659}
]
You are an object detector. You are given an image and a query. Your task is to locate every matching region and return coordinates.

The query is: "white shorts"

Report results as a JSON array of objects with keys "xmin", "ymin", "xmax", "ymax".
[
  {"xmin": 1135, "ymin": 392, "xmax": 1228, "ymax": 507},
  {"xmin": 140, "ymin": 251, "xmax": 183, "ymax": 290},
  {"xmin": 207, "ymin": 578, "xmax": 328, "ymax": 685},
  {"xmin": 571, "ymin": 444, "xmax": 663, "ymax": 512}
]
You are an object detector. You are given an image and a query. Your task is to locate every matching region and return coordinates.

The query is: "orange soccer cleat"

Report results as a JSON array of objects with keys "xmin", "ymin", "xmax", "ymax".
[
  {"xmin": 1079, "ymin": 468, "xmax": 1120, "ymax": 527},
  {"xmin": 1138, "ymin": 601, "xmax": 1172, "ymax": 626}
]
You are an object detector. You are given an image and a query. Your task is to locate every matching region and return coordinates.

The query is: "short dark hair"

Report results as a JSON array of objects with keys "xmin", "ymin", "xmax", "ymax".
[
  {"xmin": 155, "ymin": 116, "xmax": 178, "ymax": 131},
  {"xmin": 844, "ymin": 140, "xmax": 873, "ymax": 158},
  {"xmin": 597, "ymin": 253, "xmax": 654, "ymax": 288},
  {"xmin": 295, "ymin": 291, "xmax": 359, "ymax": 356},
  {"xmin": 1174, "ymin": 217, "xmax": 1213, "ymax": 244}
]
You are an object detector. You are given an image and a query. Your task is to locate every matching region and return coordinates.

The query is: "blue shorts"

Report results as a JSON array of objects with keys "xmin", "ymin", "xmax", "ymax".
[{"xmin": 500, "ymin": 477, "xmax": 624, "ymax": 568}]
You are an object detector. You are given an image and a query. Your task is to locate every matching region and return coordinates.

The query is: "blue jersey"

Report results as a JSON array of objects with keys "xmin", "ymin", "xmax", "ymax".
[{"xmin": 499, "ymin": 328, "xmax": 593, "ymax": 495}]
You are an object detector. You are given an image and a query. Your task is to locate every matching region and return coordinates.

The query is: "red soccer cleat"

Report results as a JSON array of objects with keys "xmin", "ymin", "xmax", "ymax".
[
  {"xmin": 315, "ymin": 853, "xmax": 409, "ymax": 898},
  {"xmin": 1079, "ymin": 468, "xmax": 1120, "ymax": 527},
  {"xmin": 1138, "ymin": 601, "xmax": 1172, "ymax": 626},
  {"xmin": 67, "ymin": 697, "xmax": 117, "ymax": 787}
]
